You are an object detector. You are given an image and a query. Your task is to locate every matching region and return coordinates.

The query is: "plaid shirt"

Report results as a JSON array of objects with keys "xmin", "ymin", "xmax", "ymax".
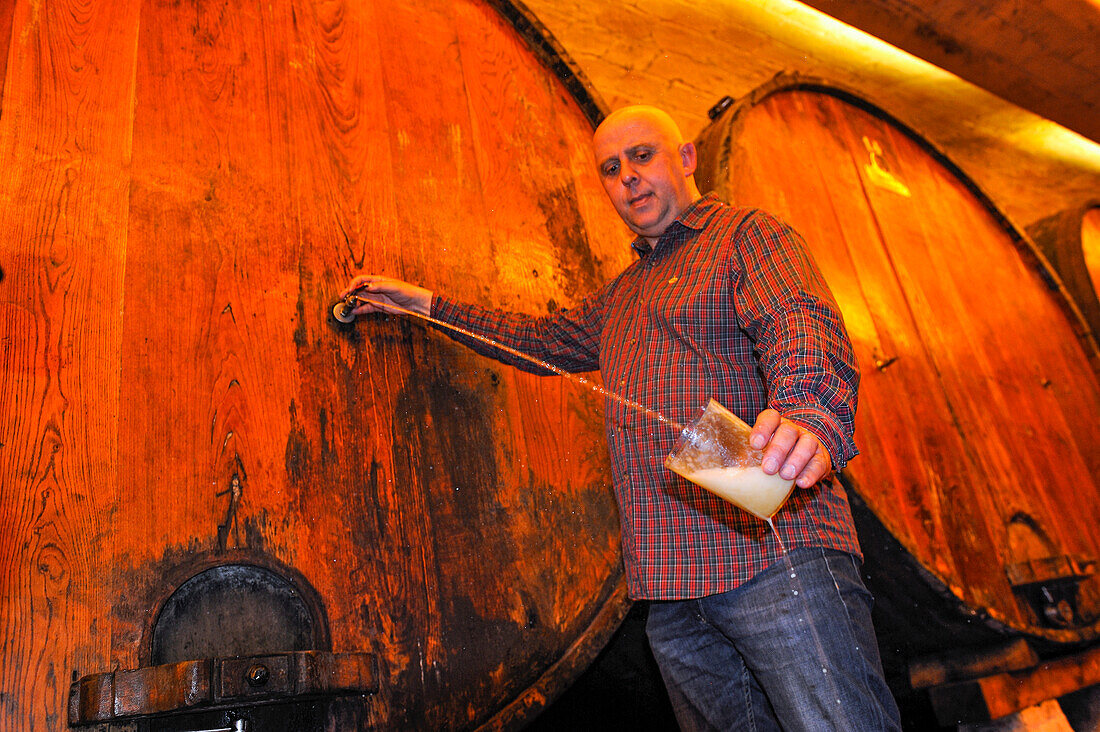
[{"xmin": 432, "ymin": 195, "xmax": 861, "ymax": 600}]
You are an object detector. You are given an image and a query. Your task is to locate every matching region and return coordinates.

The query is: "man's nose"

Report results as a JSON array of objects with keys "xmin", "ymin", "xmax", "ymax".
[{"xmin": 619, "ymin": 163, "xmax": 638, "ymax": 186}]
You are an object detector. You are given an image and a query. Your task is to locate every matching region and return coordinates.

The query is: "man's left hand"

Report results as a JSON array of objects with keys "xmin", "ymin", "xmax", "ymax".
[{"xmin": 749, "ymin": 409, "xmax": 832, "ymax": 488}]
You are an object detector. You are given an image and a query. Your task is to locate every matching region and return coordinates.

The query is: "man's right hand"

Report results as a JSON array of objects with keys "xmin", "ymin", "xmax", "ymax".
[{"xmin": 340, "ymin": 275, "xmax": 433, "ymax": 317}]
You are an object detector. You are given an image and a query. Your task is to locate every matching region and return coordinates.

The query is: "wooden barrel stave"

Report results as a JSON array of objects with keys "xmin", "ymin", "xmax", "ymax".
[{"xmin": 0, "ymin": 1, "xmax": 145, "ymax": 726}]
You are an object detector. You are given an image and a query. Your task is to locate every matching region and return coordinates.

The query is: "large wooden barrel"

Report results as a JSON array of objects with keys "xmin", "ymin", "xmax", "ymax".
[
  {"xmin": 1028, "ymin": 201, "xmax": 1100, "ymax": 347},
  {"xmin": 0, "ymin": 0, "xmax": 635, "ymax": 729},
  {"xmin": 695, "ymin": 77, "xmax": 1100, "ymax": 675}
]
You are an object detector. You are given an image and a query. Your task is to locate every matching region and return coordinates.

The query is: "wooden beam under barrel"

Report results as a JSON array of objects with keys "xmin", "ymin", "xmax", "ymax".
[{"xmin": 928, "ymin": 644, "xmax": 1100, "ymax": 726}]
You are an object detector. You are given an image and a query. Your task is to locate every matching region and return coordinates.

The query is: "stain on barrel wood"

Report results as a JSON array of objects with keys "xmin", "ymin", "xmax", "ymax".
[
  {"xmin": 0, "ymin": 0, "xmax": 633, "ymax": 729},
  {"xmin": 694, "ymin": 77, "xmax": 1100, "ymax": 678}
]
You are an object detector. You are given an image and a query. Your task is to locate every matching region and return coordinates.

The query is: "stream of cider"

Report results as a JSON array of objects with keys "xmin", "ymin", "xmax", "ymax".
[{"xmin": 345, "ymin": 295, "xmax": 685, "ymax": 431}]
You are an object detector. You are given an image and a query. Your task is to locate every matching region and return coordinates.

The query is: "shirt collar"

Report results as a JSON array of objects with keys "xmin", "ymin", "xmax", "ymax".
[{"xmin": 629, "ymin": 194, "xmax": 723, "ymax": 257}]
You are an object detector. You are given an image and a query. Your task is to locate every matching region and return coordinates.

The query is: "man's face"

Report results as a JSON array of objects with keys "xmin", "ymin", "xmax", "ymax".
[{"xmin": 593, "ymin": 111, "xmax": 697, "ymax": 244}]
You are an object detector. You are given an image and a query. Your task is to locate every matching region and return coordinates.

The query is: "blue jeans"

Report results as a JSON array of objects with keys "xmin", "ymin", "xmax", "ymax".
[{"xmin": 646, "ymin": 547, "xmax": 901, "ymax": 731}]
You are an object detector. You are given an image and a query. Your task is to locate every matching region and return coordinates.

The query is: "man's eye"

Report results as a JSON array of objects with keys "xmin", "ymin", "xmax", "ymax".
[
  {"xmin": 635, "ymin": 150, "xmax": 652, "ymax": 161},
  {"xmin": 603, "ymin": 163, "xmax": 619, "ymax": 176}
]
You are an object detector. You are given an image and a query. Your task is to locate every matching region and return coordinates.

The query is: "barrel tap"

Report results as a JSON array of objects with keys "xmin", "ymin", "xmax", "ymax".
[{"xmin": 332, "ymin": 294, "xmax": 364, "ymax": 323}]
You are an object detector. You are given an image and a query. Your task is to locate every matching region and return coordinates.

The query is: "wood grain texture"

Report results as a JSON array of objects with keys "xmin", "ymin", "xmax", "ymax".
[
  {"xmin": 0, "ymin": 0, "xmax": 15, "ymax": 121},
  {"xmin": 1, "ymin": 0, "xmax": 633, "ymax": 728},
  {"xmin": 695, "ymin": 82, "xmax": 1100, "ymax": 652},
  {"xmin": 0, "ymin": 0, "xmax": 141, "ymax": 728}
]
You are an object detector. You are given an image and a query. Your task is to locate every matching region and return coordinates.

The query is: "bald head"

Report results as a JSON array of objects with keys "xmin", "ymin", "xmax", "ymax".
[
  {"xmin": 593, "ymin": 106, "xmax": 701, "ymax": 245},
  {"xmin": 595, "ymin": 105, "xmax": 688, "ymax": 150}
]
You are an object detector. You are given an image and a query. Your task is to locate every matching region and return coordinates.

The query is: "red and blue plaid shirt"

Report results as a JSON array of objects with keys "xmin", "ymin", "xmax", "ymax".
[{"xmin": 432, "ymin": 195, "xmax": 862, "ymax": 600}]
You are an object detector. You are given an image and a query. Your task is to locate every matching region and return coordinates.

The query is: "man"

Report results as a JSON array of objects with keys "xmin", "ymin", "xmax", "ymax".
[{"xmin": 342, "ymin": 106, "xmax": 901, "ymax": 730}]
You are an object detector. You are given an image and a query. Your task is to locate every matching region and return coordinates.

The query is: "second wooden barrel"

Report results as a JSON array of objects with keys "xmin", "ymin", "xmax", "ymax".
[{"xmin": 695, "ymin": 78, "xmax": 1100, "ymax": 673}]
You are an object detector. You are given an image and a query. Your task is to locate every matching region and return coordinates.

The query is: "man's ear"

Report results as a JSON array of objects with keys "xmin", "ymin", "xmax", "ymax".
[{"xmin": 680, "ymin": 141, "xmax": 698, "ymax": 176}]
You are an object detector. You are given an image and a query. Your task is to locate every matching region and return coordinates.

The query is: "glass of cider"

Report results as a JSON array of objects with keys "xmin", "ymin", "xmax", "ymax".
[{"xmin": 664, "ymin": 399, "xmax": 795, "ymax": 521}]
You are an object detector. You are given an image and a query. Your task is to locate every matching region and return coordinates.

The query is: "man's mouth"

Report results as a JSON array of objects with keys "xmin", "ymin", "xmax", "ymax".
[{"xmin": 628, "ymin": 192, "xmax": 653, "ymax": 207}]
